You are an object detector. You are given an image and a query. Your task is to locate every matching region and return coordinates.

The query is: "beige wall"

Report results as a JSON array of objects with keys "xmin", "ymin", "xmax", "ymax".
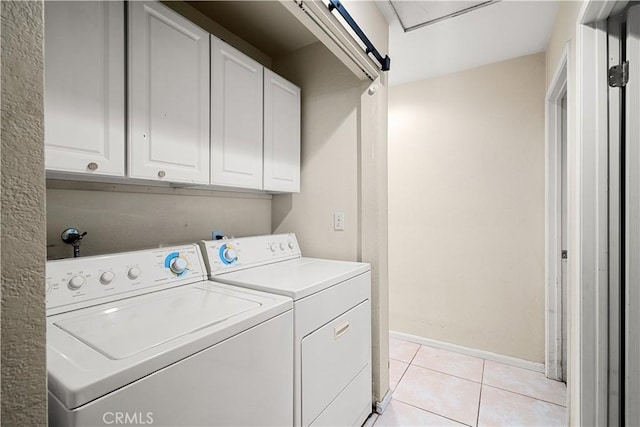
[
  {"xmin": 1, "ymin": 1, "xmax": 48, "ymax": 423},
  {"xmin": 545, "ymin": 1, "xmax": 583, "ymax": 424},
  {"xmin": 272, "ymin": 0, "xmax": 390, "ymax": 403},
  {"xmin": 162, "ymin": 1, "xmax": 272, "ymax": 68},
  {"xmin": 271, "ymin": 42, "xmax": 361, "ymax": 261},
  {"xmin": 46, "ymin": 182, "xmax": 272, "ymax": 259},
  {"xmin": 345, "ymin": 0, "xmax": 392, "ymax": 402},
  {"xmin": 546, "ymin": 2, "xmax": 582, "ymax": 88},
  {"xmin": 389, "ymin": 53, "xmax": 546, "ymax": 362}
]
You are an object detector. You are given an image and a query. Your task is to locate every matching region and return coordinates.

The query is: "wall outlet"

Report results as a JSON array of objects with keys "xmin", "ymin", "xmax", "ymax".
[{"xmin": 334, "ymin": 212, "xmax": 345, "ymax": 231}]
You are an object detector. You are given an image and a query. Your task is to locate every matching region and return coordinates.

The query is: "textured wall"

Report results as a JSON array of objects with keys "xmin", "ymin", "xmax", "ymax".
[
  {"xmin": 1, "ymin": 1, "xmax": 48, "ymax": 424},
  {"xmin": 389, "ymin": 53, "xmax": 546, "ymax": 362},
  {"xmin": 47, "ymin": 182, "xmax": 272, "ymax": 259}
]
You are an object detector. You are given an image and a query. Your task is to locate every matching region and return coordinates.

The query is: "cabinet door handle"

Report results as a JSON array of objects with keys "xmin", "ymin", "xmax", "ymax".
[
  {"xmin": 158, "ymin": 170, "xmax": 166, "ymax": 178},
  {"xmin": 334, "ymin": 321, "xmax": 350, "ymax": 340},
  {"xmin": 87, "ymin": 162, "xmax": 99, "ymax": 171}
]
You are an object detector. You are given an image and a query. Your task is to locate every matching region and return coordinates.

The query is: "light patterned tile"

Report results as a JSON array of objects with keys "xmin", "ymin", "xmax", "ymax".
[
  {"xmin": 393, "ymin": 365, "xmax": 480, "ymax": 426},
  {"xmin": 375, "ymin": 400, "xmax": 465, "ymax": 427},
  {"xmin": 483, "ymin": 360, "xmax": 567, "ymax": 406},
  {"xmin": 389, "ymin": 338, "xmax": 420, "ymax": 363},
  {"xmin": 389, "ymin": 359, "xmax": 409, "ymax": 391},
  {"xmin": 412, "ymin": 345, "xmax": 484, "ymax": 382},
  {"xmin": 478, "ymin": 385, "xmax": 567, "ymax": 427}
]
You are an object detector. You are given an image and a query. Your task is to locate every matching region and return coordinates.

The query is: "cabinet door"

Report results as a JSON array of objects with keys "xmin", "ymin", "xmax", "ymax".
[
  {"xmin": 211, "ymin": 37, "xmax": 263, "ymax": 189},
  {"xmin": 128, "ymin": 1, "xmax": 209, "ymax": 184},
  {"xmin": 264, "ymin": 70, "xmax": 301, "ymax": 192},
  {"xmin": 44, "ymin": 1, "xmax": 125, "ymax": 176}
]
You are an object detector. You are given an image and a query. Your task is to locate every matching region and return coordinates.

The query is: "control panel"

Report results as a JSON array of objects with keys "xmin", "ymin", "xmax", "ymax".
[
  {"xmin": 46, "ymin": 245, "xmax": 206, "ymax": 315},
  {"xmin": 199, "ymin": 233, "xmax": 301, "ymax": 276}
]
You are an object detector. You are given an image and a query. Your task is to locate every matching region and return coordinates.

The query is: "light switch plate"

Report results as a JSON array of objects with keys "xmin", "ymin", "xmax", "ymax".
[{"xmin": 334, "ymin": 212, "xmax": 345, "ymax": 231}]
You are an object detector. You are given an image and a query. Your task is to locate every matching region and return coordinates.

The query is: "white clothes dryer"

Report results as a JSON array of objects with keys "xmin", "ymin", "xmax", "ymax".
[
  {"xmin": 46, "ymin": 244, "xmax": 293, "ymax": 427},
  {"xmin": 199, "ymin": 234, "xmax": 372, "ymax": 427}
]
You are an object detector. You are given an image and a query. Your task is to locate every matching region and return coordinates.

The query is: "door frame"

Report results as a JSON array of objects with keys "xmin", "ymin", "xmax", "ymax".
[
  {"xmin": 545, "ymin": 42, "xmax": 569, "ymax": 382},
  {"xmin": 576, "ymin": 1, "xmax": 628, "ymax": 424}
]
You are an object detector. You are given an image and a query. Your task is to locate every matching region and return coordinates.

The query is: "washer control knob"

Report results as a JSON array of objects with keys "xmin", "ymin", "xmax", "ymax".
[
  {"xmin": 223, "ymin": 248, "xmax": 237, "ymax": 263},
  {"xmin": 127, "ymin": 267, "xmax": 141, "ymax": 280},
  {"xmin": 68, "ymin": 275, "xmax": 85, "ymax": 290},
  {"xmin": 169, "ymin": 257, "xmax": 188, "ymax": 274},
  {"xmin": 288, "ymin": 241, "xmax": 294, "ymax": 250},
  {"xmin": 46, "ymin": 282, "xmax": 52, "ymax": 294},
  {"xmin": 279, "ymin": 242, "xmax": 286, "ymax": 251},
  {"xmin": 269, "ymin": 243, "xmax": 277, "ymax": 253},
  {"xmin": 99, "ymin": 271, "xmax": 115, "ymax": 285}
]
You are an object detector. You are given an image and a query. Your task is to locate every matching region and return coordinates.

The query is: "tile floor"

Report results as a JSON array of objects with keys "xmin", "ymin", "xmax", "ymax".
[{"xmin": 368, "ymin": 337, "xmax": 567, "ymax": 427}]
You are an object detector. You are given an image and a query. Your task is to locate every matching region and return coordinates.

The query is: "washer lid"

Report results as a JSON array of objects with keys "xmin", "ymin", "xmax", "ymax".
[
  {"xmin": 54, "ymin": 287, "xmax": 260, "ymax": 360},
  {"xmin": 215, "ymin": 257, "xmax": 370, "ymax": 300},
  {"xmin": 47, "ymin": 281, "xmax": 292, "ymax": 410}
]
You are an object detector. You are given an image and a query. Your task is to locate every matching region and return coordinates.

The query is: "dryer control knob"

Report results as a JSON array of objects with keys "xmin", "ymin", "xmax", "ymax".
[
  {"xmin": 279, "ymin": 242, "xmax": 286, "ymax": 251},
  {"xmin": 223, "ymin": 248, "xmax": 237, "ymax": 263},
  {"xmin": 68, "ymin": 275, "xmax": 85, "ymax": 290},
  {"xmin": 269, "ymin": 243, "xmax": 277, "ymax": 253},
  {"xmin": 127, "ymin": 267, "xmax": 141, "ymax": 280},
  {"xmin": 288, "ymin": 241, "xmax": 294, "ymax": 250},
  {"xmin": 170, "ymin": 257, "xmax": 188, "ymax": 274},
  {"xmin": 99, "ymin": 271, "xmax": 115, "ymax": 285}
]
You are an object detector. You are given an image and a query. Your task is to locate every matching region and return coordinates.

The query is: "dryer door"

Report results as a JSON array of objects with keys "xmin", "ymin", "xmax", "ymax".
[{"xmin": 301, "ymin": 300, "xmax": 371, "ymax": 426}]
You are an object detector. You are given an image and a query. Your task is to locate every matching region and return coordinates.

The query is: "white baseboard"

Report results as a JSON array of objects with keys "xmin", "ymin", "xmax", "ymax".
[
  {"xmin": 375, "ymin": 388, "xmax": 393, "ymax": 414},
  {"xmin": 389, "ymin": 330, "xmax": 545, "ymax": 373}
]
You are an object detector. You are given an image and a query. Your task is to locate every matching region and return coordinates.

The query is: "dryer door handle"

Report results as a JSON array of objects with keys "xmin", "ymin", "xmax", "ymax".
[{"xmin": 334, "ymin": 321, "xmax": 350, "ymax": 340}]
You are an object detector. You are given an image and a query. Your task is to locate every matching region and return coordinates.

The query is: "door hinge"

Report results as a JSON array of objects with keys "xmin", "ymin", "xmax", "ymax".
[
  {"xmin": 609, "ymin": 61, "xmax": 629, "ymax": 88},
  {"xmin": 561, "ymin": 250, "xmax": 568, "ymax": 260}
]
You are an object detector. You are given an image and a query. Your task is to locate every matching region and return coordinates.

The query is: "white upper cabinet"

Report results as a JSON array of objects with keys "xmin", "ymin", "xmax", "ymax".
[
  {"xmin": 128, "ymin": 1, "xmax": 210, "ymax": 184},
  {"xmin": 211, "ymin": 37, "xmax": 263, "ymax": 189},
  {"xmin": 264, "ymin": 70, "xmax": 301, "ymax": 193},
  {"xmin": 44, "ymin": 1, "xmax": 125, "ymax": 176}
]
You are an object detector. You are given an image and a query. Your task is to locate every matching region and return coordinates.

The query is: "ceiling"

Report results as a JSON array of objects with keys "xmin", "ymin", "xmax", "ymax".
[
  {"xmin": 389, "ymin": 0, "xmax": 498, "ymax": 32},
  {"xmin": 376, "ymin": 0, "xmax": 560, "ymax": 86}
]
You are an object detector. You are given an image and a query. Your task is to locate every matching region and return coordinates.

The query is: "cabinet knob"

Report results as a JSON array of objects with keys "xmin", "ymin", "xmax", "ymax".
[
  {"xmin": 87, "ymin": 162, "xmax": 99, "ymax": 171},
  {"xmin": 158, "ymin": 171, "xmax": 166, "ymax": 178}
]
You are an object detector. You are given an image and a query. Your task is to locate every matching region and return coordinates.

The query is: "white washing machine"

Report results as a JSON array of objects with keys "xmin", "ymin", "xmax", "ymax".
[
  {"xmin": 46, "ymin": 244, "xmax": 293, "ymax": 427},
  {"xmin": 199, "ymin": 234, "xmax": 372, "ymax": 427}
]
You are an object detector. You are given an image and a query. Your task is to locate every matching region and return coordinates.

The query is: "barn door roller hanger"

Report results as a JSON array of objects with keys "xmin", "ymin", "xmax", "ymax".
[{"xmin": 327, "ymin": 0, "xmax": 391, "ymax": 71}]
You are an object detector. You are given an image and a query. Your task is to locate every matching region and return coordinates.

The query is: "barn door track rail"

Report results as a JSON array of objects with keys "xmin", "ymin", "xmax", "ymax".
[{"xmin": 327, "ymin": 0, "xmax": 391, "ymax": 71}]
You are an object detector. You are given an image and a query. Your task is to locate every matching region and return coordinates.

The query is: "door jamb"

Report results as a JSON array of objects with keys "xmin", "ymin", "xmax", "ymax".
[
  {"xmin": 545, "ymin": 42, "xmax": 569, "ymax": 382},
  {"xmin": 576, "ymin": 1, "xmax": 628, "ymax": 425}
]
